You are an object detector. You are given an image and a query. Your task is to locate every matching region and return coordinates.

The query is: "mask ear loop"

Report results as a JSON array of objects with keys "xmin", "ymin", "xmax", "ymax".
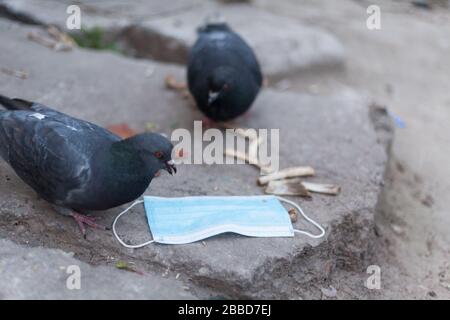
[
  {"xmin": 112, "ymin": 200, "xmax": 155, "ymax": 248},
  {"xmin": 276, "ymin": 196, "xmax": 325, "ymax": 239}
]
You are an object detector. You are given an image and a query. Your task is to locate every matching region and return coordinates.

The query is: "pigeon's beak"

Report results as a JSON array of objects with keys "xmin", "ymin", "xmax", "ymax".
[
  {"xmin": 208, "ymin": 90, "xmax": 220, "ymax": 105},
  {"xmin": 165, "ymin": 159, "xmax": 177, "ymax": 175}
]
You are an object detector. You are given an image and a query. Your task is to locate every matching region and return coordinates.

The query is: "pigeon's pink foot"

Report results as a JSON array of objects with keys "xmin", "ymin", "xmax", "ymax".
[{"xmin": 70, "ymin": 212, "xmax": 109, "ymax": 239}]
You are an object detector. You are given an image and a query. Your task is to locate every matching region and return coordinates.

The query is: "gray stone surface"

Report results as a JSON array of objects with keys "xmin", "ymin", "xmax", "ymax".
[
  {"xmin": 0, "ymin": 239, "xmax": 194, "ymax": 299},
  {"xmin": 0, "ymin": 0, "xmax": 345, "ymax": 77},
  {"xmin": 0, "ymin": 19, "xmax": 389, "ymax": 299}
]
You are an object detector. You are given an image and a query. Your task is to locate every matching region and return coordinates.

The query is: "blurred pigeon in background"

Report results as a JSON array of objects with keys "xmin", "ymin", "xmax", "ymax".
[
  {"xmin": 0, "ymin": 95, "xmax": 176, "ymax": 238},
  {"xmin": 187, "ymin": 22, "xmax": 263, "ymax": 122}
]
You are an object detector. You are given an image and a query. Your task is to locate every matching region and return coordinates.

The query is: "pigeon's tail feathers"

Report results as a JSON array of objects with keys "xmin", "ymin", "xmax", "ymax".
[{"xmin": 0, "ymin": 94, "xmax": 33, "ymax": 110}]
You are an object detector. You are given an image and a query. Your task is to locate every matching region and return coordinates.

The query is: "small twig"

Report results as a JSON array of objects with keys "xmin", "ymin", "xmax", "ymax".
[
  {"xmin": 265, "ymin": 179, "xmax": 311, "ymax": 197},
  {"xmin": 27, "ymin": 27, "xmax": 74, "ymax": 52},
  {"xmin": 258, "ymin": 166, "xmax": 315, "ymax": 185},
  {"xmin": 165, "ymin": 74, "xmax": 187, "ymax": 90},
  {"xmin": 264, "ymin": 178, "xmax": 340, "ymax": 196},
  {"xmin": 0, "ymin": 67, "xmax": 28, "ymax": 79},
  {"xmin": 28, "ymin": 31, "xmax": 56, "ymax": 49},
  {"xmin": 224, "ymin": 148, "xmax": 262, "ymax": 168},
  {"xmin": 301, "ymin": 182, "xmax": 341, "ymax": 195},
  {"xmin": 47, "ymin": 25, "xmax": 76, "ymax": 48}
]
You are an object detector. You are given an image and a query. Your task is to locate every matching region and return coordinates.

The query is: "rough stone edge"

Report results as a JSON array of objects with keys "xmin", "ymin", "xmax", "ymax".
[
  {"xmin": 0, "ymin": 3, "xmax": 345, "ymax": 78},
  {"xmin": 0, "ymin": 3, "xmax": 42, "ymax": 25},
  {"xmin": 0, "ymin": 9, "xmax": 394, "ymax": 298},
  {"xmin": 155, "ymin": 106, "xmax": 394, "ymax": 299}
]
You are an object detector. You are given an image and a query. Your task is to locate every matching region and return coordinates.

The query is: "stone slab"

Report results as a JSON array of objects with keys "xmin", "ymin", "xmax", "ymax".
[
  {"xmin": 0, "ymin": 0, "xmax": 346, "ymax": 77},
  {"xmin": 0, "ymin": 19, "xmax": 389, "ymax": 299},
  {"xmin": 0, "ymin": 239, "xmax": 194, "ymax": 299}
]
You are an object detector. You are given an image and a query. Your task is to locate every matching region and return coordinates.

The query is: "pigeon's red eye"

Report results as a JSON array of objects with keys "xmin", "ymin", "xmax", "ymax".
[
  {"xmin": 223, "ymin": 84, "xmax": 229, "ymax": 91},
  {"xmin": 154, "ymin": 151, "xmax": 163, "ymax": 159}
]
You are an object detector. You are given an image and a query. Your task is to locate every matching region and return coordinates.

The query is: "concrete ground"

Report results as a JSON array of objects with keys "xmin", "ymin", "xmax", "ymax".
[
  {"xmin": 0, "ymin": 0, "xmax": 449, "ymax": 299},
  {"xmin": 253, "ymin": 0, "xmax": 450, "ymax": 299}
]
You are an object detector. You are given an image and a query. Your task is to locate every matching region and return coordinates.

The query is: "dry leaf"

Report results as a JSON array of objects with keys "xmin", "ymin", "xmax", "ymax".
[{"xmin": 107, "ymin": 123, "xmax": 137, "ymax": 138}]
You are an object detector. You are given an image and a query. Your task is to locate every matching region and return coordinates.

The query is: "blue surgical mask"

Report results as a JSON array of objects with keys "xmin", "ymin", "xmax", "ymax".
[{"xmin": 112, "ymin": 195, "xmax": 325, "ymax": 248}]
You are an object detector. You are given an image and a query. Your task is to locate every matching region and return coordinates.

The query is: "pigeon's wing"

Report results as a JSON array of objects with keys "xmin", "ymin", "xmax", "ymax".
[
  {"xmin": 0, "ymin": 110, "xmax": 118, "ymax": 205},
  {"xmin": 29, "ymin": 102, "xmax": 119, "ymax": 135},
  {"xmin": 225, "ymin": 32, "xmax": 262, "ymax": 85}
]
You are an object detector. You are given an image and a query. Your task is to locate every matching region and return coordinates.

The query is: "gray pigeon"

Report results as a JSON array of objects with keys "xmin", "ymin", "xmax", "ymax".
[
  {"xmin": 187, "ymin": 22, "xmax": 263, "ymax": 122},
  {"xmin": 0, "ymin": 95, "xmax": 176, "ymax": 238}
]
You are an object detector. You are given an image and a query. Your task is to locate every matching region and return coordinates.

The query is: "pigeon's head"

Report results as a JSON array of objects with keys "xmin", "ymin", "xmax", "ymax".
[
  {"xmin": 126, "ymin": 132, "xmax": 176, "ymax": 175},
  {"xmin": 207, "ymin": 66, "xmax": 236, "ymax": 106}
]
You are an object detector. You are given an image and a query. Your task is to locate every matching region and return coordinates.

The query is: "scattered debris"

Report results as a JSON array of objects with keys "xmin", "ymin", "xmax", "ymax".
[
  {"xmin": 145, "ymin": 121, "xmax": 159, "ymax": 132},
  {"xmin": 107, "ymin": 123, "xmax": 137, "ymax": 138},
  {"xmin": 220, "ymin": 124, "xmax": 340, "ymax": 199},
  {"xmin": 224, "ymin": 148, "xmax": 269, "ymax": 172},
  {"xmin": 421, "ymin": 194, "xmax": 434, "ymax": 208},
  {"xmin": 165, "ymin": 74, "xmax": 187, "ymax": 90},
  {"xmin": 0, "ymin": 67, "xmax": 28, "ymax": 79},
  {"xmin": 164, "ymin": 74, "xmax": 194, "ymax": 104},
  {"xmin": 321, "ymin": 285, "xmax": 337, "ymax": 298},
  {"xmin": 301, "ymin": 182, "xmax": 341, "ymax": 195},
  {"xmin": 440, "ymin": 282, "xmax": 450, "ymax": 290},
  {"xmin": 47, "ymin": 26, "xmax": 76, "ymax": 47},
  {"xmin": 275, "ymin": 79, "xmax": 292, "ymax": 91},
  {"xmin": 258, "ymin": 166, "xmax": 315, "ymax": 185},
  {"xmin": 176, "ymin": 273, "xmax": 181, "ymax": 279},
  {"xmin": 221, "ymin": 125, "xmax": 267, "ymax": 171},
  {"xmin": 265, "ymin": 179, "xmax": 311, "ymax": 197},
  {"xmin": 391, "ymin": 224, "xmax": 405, "ymax": 235},
  {"xmin": 288, "ymin": 208, "xmax": 298, "ymax": 223},
  {"xmin": 265, "ymin": 178, "xmax": 340, "ymax": 196},
  {"xmin": 387, "ymin": 110, "xmax": 406, "ymax": 128},
  {"xmin": 162, "ymin": 267, "xmax": 170, "ymax": 278},
  {"xmin": 115, "ymin": 260, "xmax": 144, "ymax": 275},
  {"xmin": 28, "ymin": 26, "xmax": 76, "ymax": 52},
  {"xmin": 145, "ymin": 66, "xmax": 155, "ymax": 78}
]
